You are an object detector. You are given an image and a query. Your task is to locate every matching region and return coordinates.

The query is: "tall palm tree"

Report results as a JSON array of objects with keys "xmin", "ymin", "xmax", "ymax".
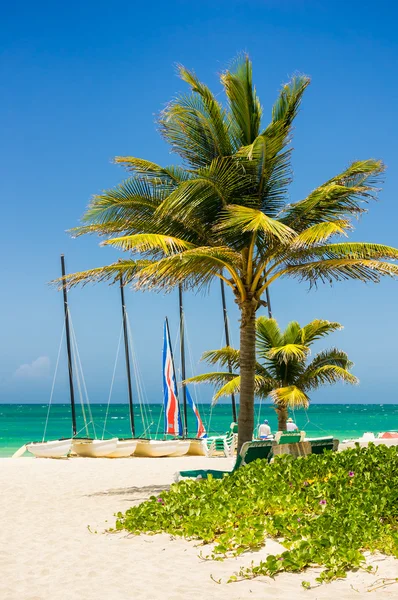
[
  {"xmin": 185, "ymin": 317, "xmax": 357, "ymax": 431},
  {"xmin": 60, "ymin": 56, "xmax": 398, "ymax": 450}
]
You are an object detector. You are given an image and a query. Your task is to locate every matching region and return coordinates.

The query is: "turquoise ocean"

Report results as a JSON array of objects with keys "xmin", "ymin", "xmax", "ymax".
[{"xmin": 1, "ymin": 403, "xmax": 398, "ymax": 457}]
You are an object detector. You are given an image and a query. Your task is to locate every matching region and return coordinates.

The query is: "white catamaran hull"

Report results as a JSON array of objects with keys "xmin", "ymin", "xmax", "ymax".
[
  {"xmin": 72, "ymin": 438, "xmax": 118, "ymax": 458},
  {"xmin": 169, "ymin": 440, "xmax": 191, "ymax": 457},
  {"xmin": 26, "ymin": 439, "xmax": 72, "ymax": 458},
  {"xmin": 134, "ymin": 440, "xmax": 179, "ymax": 457},
  {"xmin": 105, "ymin": 439, "xmax": 138, "ymax": 458},
  {"xmin": 186, "ymin": 439, "xmax": 208, "ymax": 456}
]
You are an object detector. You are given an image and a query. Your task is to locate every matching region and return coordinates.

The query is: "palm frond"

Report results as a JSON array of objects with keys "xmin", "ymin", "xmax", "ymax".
[
  {"xmin": 213, "ymin": 374, "xmax": 276, "ymax": 403},
  {"xmin": 282, "ymin": 160, "xmax": 385, "ymax": 231},
  {"xmin": 136, "ymin": 247, "xmax": 243, "ymax": 292},
  {"xmin": 184, "ymin": 371, "xmax": 238, "ymax": 386},
  {"xmin": 282, "ymin": 321, "xmax": 302, "ymax": 344},
  {"xmin": 292, "ymin": 220, "xmax": 352, "ymax": 247},
  {"xmin": 300, "ymin": 321, "xmax": 343, "ymax": 345},
  {"xmin": 177, "ymin": 65, "xmax": 233, "ymax": 157},
  {"xmin": 215, "ymin": 205, "xmax": 297, "ymax": 247},
  {"xmin": 282, "ymin": 258, "xmax": 398, "ymax": 286},
  {"xmin": 269, "ymin": 385, "xmax": 310, "ymax": 408},
  {"xmin": 256, "ymin": 317, "xmax": 283, "ymax": 355},
  {"xmin": 201, "ymin": 347, "xmax": 240, "ymax": 370},
  {"xmin": 300, "ymin": 348, "xmax": 354, "ymax": 373},
  {"xmin": 159, "ymin": 86, "xmax": 232, "ymax": 168},
  {"xmin": 114, "ymin": 157, "xmax": 190, "ymax": 184},
  {"xmin": 101, "ymin": 233, "xmax": 196, "ymax": 257},
  {"xmin": 156, "ymin": 157, "xmax": 250, "ymax": 227},
  {"xmin": 266, "ymin": 344, "xmax": 309, "ymax": 363},
  {"xmin": 221, "ymin": 54, "xmax": 262, "ymax": 146},
  {"xmin": 286, "ymin": 242, "xmax": 398, "ymax": 263},
  {"xmin": 271, "ymin": 75, "xmax": 311, "ymax": 128},
  {"xmin": 298, "ymin": 365, "xmax": 358, "ymax": 391},
  {"xmin": 52, "ymin": 260, "xmax": 150, "ymax": 289}
]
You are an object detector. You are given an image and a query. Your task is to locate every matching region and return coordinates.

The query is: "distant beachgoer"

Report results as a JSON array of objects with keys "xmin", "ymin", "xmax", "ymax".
[
  {"xmin": 229, "ymin": 422, "xmax": 238, "ymax": 434},
  {"xmin": 286, "ymin": 417, "xmax": 298, "ymax": 432},
  {"xmin": 258, "ymin": 420, "xmax": 271, "ymax": 439}
]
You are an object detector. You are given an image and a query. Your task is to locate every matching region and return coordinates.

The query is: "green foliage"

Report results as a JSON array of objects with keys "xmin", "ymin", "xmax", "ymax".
[
  {"xmin": 187, "ymin": 317, "xmax": 357, "ymax": 414},
  {"xmin": 116, "ymin": 445, "xmax": 398, "ymax": 584}
]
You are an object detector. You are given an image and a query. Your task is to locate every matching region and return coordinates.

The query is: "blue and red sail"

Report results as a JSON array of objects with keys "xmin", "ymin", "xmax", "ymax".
[
  {"xmin": 163, "ymin": 318, "xmax": 206, "ymax": 438},
  {"xmin": 163, "ymin": 319, "xmax": 183, "ymax": 436},
  {"xmin": 186, "ymin": 387, "xmax": 207, "ymax": 438}
]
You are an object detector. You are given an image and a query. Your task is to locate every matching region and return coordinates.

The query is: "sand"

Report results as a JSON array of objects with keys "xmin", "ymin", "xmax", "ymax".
[{"xmin": 1, "ymin": 456, "xmax": 397, "ymax": 600}]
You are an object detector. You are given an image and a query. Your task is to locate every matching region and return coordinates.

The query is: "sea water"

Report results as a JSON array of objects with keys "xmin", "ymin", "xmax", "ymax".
[{"xmin": 1, "ymin": 403, "xmax": 398, "ymax": 457}]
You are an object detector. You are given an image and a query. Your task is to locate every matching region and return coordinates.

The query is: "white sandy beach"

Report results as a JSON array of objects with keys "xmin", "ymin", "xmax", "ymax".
[{"xmin": 1, "ymin": 456, "xmax": 397, "ymax": 600}]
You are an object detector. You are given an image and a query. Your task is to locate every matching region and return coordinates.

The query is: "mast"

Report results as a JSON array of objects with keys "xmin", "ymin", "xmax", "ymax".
[
  {"xmin": 265, "ymin": 287, "xmax": 273, "ymax": 319},
  {"xmin": 178, "ymin": 285, "xmax": 188, "ymax": 437},
  {"xmin": 220, "ymin": 279, "xmax": 237, "ymax": 423},
  {"xmin": 120, "ymin": 276, "xmax": 135, "ymax": 437},
  {"xmin": 60, "ymin": 255, "xmax": 77, "ymax": 437}
]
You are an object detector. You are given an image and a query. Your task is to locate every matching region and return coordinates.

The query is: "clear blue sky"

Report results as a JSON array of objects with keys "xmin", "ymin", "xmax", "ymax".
[{"xmin": 1, "ymin": 0, "xmax": 397, "ymax": 405}]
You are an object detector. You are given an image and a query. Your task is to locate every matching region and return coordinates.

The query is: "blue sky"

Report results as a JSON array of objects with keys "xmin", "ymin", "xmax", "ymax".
[{"xmin": 1, "ymin": 0, "xmax": 397, "ymax": 405}]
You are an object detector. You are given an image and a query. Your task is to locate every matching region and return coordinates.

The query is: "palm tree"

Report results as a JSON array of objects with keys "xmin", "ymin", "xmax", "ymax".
[
  {"xmin": 185, "ymin": 317, "xmax": 357, "ymax": 431},
  {"xmin": 60, "ymin": 56, "xmax": 398, "ymax": 450}
]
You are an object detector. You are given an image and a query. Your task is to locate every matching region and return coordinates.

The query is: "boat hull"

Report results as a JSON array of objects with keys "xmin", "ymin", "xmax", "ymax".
[
  {"xmin": 105, "ymin": 439, "xmax": 138, "ymax": 458},
  {"xmin": 134, "ymin": 440, "xmax": 179, "ymax": 457},
  {"xmin": 169, "ymin": 440, "xmax": 191, "ymax": 457},
  {"xmin": 186, "ymin": 439, "xmax": 208, "ymax": 456},
  {"xmin": 26, "ymin": 439, "xmax": 72, "ymax": 459},
  {"xmin": 72, "ymin": 438, "xmax": 118, "ymax": 458}
]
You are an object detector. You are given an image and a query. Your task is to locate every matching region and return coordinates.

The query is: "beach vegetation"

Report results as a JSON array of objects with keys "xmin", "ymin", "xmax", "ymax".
[
  {"xmin": 186, "ymin": 317, "xmax": 357, "ymax": 430},
  {"xmin": 115, "ymin": 445, "xmax": 398, "ymax": 585},
  {"xmin": 59, "ymin": 56, "xmax": 398, "ymax": 449}
]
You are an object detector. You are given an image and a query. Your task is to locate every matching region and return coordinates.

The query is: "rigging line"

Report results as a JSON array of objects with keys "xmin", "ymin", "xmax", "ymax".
[
  {"xmin": 102, "ymin": 322, "xmax": 124, "ymax": 439},
  {"xmin": 183, "ymin": 319, "xmax": 210, "ymax": 431},
  {"xmin": 255, "ymin": 394, "xmax": 264, "ymax": 431},
  {"xmin": 70, "ymin": 324, "xmax": 89, "ymax": 438},
  {"xmin": 125, "ymin": 313, "xmax": 150, "ymax": 433},
  {"xmin": 75, "ymin": 422, "xmax": 94, "ymax": 438},
  {"xmin": 155, "ymin": 402, "xmax": 163, "ymax": 438},
  {"xmin": 42, "ymin": 323, "xmax": 66, "ymax": 442},
  {"xmin": 69, "ymin": 314, "xmax": 96, "ymax": 439}
]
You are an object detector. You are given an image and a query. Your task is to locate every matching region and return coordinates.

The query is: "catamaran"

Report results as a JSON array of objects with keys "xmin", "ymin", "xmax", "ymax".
[{"xmin": 23, "ymin": 255, "xmax": 118, "ymax": 459}]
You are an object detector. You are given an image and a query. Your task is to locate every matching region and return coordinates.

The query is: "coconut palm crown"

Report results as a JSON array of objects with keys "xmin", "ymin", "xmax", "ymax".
[
  {"xmin": 59, "ymin": 56, "xmax": 398, "ymax": 450},
  {"xmin": 186, "ymin": 317, "xmax": 357, "ymax": 431}
]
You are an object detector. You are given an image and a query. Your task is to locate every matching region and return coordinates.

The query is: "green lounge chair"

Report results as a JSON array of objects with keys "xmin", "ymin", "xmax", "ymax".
[
  {"xmin": 307, "ymin": 436, "xmax": 339, "ymax": 454},
  {"xmin": 178, "ymin": 439, "xmax": 274, "ymax": 480},
  {"xmin": 274, "ymin": 430, "xmax": 305, "ymax": 444},
  {"xmin": 206, "ymin": 423, "xmax": 238, "ymax": 457}
]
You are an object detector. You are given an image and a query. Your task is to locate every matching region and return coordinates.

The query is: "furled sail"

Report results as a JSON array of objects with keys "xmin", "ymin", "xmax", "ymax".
[
  {"xmin": 186, "ymin": 387, "xmax": 207, "ymax": 438},
  {"xmin": 163, "ymin": 319, "xmax": 183, "ymax": 436}
]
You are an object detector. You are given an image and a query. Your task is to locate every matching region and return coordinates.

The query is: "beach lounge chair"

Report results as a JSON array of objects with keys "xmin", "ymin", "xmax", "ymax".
[
  {"xmin": 274, "ymin": 430, "xmax": 306, "ymax": 444},
  {"xmin": 178, "ymin": 439, "xmax": 274, "ymax": 480},
  {"xmin": 206, "ymin": 425, "xmax": 238, "ymax": 457},
  {"xmin": 306, "ymin": 436, "xmax": 339, "ymax": 454}
]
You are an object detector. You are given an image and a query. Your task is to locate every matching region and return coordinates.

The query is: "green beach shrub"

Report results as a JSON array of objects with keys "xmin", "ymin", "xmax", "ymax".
[{"xmin": 115, "ymin": 445, "xmax": 398, "ymax": 583}]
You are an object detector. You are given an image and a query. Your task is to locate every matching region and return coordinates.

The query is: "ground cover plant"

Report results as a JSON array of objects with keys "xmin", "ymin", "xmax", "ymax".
[{"xmin": 115, "ymin": 445, "xmax": 398, "ymax": 584}]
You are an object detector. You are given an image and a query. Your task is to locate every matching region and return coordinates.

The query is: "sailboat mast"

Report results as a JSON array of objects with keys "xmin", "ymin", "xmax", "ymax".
[
  {"xmin": 178, "ymin": 285, "xmax": 188, "ymax": 437},
  {"xmin": 60, "ymin": 255, "xmax": 77, "ymax": 437},
  {"xmin": 220, "ymin": 279, "xmax": 237, "ymax": 423},
  {"xmin": 265, "ymin": 287, "xmax": 273, "ymax": 319},
  {"xmin": 120, "ymin": 276, "xmax": 135, "ymax": 437}
]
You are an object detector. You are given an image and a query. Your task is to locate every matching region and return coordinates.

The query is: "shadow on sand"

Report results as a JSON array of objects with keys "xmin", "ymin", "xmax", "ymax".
[{"xmin": 85, "ymin": 484, "xmax": 170, "ymax": 503}]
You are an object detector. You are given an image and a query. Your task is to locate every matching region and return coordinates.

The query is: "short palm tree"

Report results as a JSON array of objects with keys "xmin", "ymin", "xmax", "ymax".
[
  {"xmin": 186, "ymin": 317, "xmax": 357, "ymax": 431},
  {"xmin": 60, "ymin": 56, "xmax": 398, "ymax": 450}
]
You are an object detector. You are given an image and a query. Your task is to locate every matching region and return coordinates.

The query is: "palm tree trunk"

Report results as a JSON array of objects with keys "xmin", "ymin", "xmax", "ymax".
[
  {"xmin": 237, "ymin": 301, "xmax": 257, "ymax": 451},
  {"xmin": 276, "ymin": 406, "xmax": 288, "ymax": 431}
]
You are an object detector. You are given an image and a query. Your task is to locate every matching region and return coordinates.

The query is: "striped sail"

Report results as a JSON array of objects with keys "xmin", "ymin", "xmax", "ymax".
[
  {"xmin": 163, "ymin": 319, "xmax": 183, "ymax": 436},
  {"xmin": 186, "ymin": 387, "xmax": 207, "ymax": 438}
]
